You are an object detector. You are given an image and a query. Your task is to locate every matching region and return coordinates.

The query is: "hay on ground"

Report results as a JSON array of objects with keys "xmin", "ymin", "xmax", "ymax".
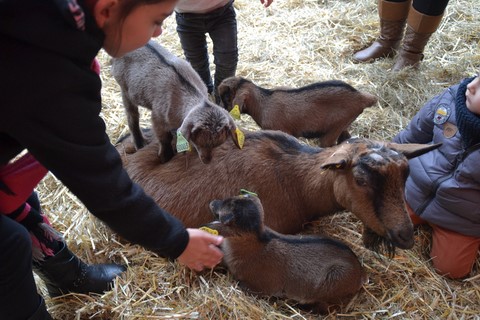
[{"xmin": 36, "ymin": 0, "xmax": 479, "ymax": 319}]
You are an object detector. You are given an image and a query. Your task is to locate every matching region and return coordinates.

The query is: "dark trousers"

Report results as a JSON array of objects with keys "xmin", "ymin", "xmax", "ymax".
[
  {"xmin": 175, "ymin": 0, "xmax": 239, "ymax": 97},
  {"xmin": 0, "ymin": 214, "xmax": 42, "ymax": 320},
  {"xmin": 387, "ymin": 0, "xmax": 450, "ymax": 15}
]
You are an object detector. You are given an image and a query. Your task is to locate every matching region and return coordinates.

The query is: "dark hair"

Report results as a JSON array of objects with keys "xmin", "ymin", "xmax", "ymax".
[{"xmin": 117, "ymin": 0, "xmax": 170, "ymax": 21}]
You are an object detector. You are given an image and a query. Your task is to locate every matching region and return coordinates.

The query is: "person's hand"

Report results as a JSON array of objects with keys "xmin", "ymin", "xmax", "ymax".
[
  {"xmin": 177, "ymin": 228, "xmax": 224, "ymax": 272},
  {"xmin": 260, "ymin": 0, "xmax": 273, "ymax": 8}
]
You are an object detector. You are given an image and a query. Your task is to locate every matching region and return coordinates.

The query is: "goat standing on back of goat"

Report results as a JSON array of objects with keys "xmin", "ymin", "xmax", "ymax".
[
  {"xmin": 217, "ymin": 76, "xmax": 377, "ymax": 147},
  {"xmin": 117, "ymin": 129, "xmax": 440, "ymax": 257},
  {"xmin": 206, "ymin": 194, "xmax": 367, "ymax": 314},
  {"xmin": 111, "ymin": 40, "xmax": 240, "ymax": 164}
]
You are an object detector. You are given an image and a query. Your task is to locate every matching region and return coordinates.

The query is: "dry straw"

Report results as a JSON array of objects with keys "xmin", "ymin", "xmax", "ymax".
[{"xmin": 37, "ymin": 0, "xmax": 479, "ymax": 319}]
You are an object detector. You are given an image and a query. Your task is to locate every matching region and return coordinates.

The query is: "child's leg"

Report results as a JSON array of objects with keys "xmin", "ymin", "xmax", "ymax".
[
  {"xmin": 175, "ymin": 13, "xmax": 214, "ymax": 93},
  {"xmin": 429, "ymin": 224, "xmax": 480, "ymax": 279},
  {"xmin": 405, "ymin": 201, "xmax": 427, "ymax": 225},
  {"xmin": 208, "ymin": 3, "xmax": 238, "ymax": 100},
  {"xmin": 0, "ymin": 214, "xmax": 49, "ymax": 319}
]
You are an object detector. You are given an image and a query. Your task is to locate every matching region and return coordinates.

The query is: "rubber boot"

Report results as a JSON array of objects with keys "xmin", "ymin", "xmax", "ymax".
[
  {"xmin": 392, "ymin": 6, "xmax": 444, "ymax": 71},
  {"xmin": 33, "ymin": 242, "xmax": 126, "ymax": 297},
  {"xmin": 353, "ymin": 0, "xmax": 411, "ymax": 63},
  {"xmin": 28, "ymin": 297, "xmax": 52, "ymax": 320}
]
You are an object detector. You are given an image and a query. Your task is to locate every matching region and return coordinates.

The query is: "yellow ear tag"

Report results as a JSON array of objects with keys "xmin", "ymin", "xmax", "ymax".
[
  {"xmin": 176, "ymin": 130, "xmax": 191, "ymax": 153},
  {"xmin": 199, "ymin": 226, "xmax": 219, "ymax": 235},
  {"xmin": 230, "ymin": 104, "xmax": 241, "ymax": 120},
  {"xmin": 235, "ymin": 128, "xmax": 245, "ymax": 149}
]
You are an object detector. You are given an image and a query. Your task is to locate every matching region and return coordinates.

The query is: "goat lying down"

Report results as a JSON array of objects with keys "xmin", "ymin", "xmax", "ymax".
[
  {"xmin": 206, "ymin": 194, "xmax": 367, "ymax": 314},
  {"xmin": 111, "ymin": 40, "xmax": 240, "ymax": 164},
  {"xmin": 217, "ymin": 76, "xmax": 377, "ymax": 147},
  {"xmin": 117, "ymin": 129, "xmax": 439, "ymax": 256}
]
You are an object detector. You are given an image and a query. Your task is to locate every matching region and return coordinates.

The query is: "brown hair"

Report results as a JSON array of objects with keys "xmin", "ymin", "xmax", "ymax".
[{"xmin": 116, "ymin": 0, "xmax": 171, "ymax": 21}]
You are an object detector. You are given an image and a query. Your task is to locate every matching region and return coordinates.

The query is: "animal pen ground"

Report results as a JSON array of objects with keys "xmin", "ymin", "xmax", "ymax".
[{"xmin": 38, "ymin": 0, "xmax": 479, "ymax": 319}]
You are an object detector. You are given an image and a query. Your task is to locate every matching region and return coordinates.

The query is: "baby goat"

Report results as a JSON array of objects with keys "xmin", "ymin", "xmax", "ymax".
[
  {"xmin": 117, "ymin": 130, "xmax": 440, "ymax": 257},
  {"xmin": 111, "ymin": 40, "xmax": 239, "ymax": 163},
  {"xmin": 207, "ymin": 194, "xmax": 367, "ymax": 314},
  {"xmin": 217, "ymin": 76, "xmax": 377, "ymax": 147}
]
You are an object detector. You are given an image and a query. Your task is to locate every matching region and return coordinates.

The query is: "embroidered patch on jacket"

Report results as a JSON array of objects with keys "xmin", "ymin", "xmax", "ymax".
[
  {"xmin": 433, "ymin": 104, "xmax": 451, "ymax": 125},
  {"xmin": 443, "ymin": 122, "xmax": 458, "ymax": 138}
]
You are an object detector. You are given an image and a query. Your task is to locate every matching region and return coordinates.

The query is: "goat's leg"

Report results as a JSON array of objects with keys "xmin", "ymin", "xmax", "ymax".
[
  {"xmin": 156, "ymin": 130, "xmax": 175, "ymax": 164},
  {"xmin": 122, "ymin": 93, "xmax": 145, "ymax": 150},
  {"xmin": 337, "ymin": 130, "xmax": 352, "ymax": 144}
]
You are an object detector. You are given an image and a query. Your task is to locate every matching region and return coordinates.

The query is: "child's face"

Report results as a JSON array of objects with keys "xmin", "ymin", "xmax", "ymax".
[
  {"xmin": 466, "ymin": 75, "xmax": 480, "ymax": 115},
  {"xmin": 96, "ymin": 0, "xmax": 177, "ymax": 57}
]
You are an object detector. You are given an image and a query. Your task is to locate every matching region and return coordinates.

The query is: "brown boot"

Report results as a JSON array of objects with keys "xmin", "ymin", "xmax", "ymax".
[
  {"xmin": 353, "ymin": 0, "xmax": 411, "ymax": 63},
  {"xmin": 392, "ymin": 6, "xmax": 444, "ymax": 71}
]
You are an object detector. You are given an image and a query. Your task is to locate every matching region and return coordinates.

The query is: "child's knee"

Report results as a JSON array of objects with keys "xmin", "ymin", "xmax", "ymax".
[{"xmin": 430, "ymin": 254, "xmax": 475, "ymax": 279}]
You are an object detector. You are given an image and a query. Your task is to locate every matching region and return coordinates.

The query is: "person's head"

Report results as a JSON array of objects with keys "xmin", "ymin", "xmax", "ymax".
[
  {"xmin": 466, "ymin": 74, "xmax": 480, "ymax": 115},
  {"xmin": 92, "ymin": 0, "xmax": 178, "ymax": 57}
]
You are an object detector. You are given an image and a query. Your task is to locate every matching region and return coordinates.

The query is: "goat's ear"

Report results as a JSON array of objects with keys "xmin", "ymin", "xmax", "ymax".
[
  {"xmin": 220, "ymin": 86, "xmax": 232, "ymax": 109},
  {"xmin": 388, "ymin": 142, "xmax": 442, "ymax": 159},
  {"xmin": 232, "ymin": 91, "xmax": 248, "ymax": 112},
  {"xmin": 320, "ymin": 146, "xmax": 351, "ymax": 169},
  {"xmin": 179, "ymin": 121, "xmax": 194, "ymax": 141},
  {"xmin": 229, "ymin": 119, "xmax": 245, "ymax": 149}
]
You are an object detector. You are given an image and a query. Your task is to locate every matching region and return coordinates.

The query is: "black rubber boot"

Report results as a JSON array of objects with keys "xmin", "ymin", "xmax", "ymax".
[
  {"xmin": 28, "ymin": 297, "xmax": 53, "ymax": 320},
  {"xmin": 33, "ymin": 242, "xmax": 126, "ymax": 297}
]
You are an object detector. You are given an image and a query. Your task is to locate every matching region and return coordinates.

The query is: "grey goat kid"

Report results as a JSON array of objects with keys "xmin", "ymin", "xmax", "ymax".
[{"xmin": 111, "ymin": 40, "xmax": 240, "ymax": 164}]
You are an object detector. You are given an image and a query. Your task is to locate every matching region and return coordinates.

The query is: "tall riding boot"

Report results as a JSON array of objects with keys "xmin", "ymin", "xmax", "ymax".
[
  {"xmin": 353, "ymin": 0, "xmax": 411, "ymax": 63},
  {"xmin": 392, "ymin": 6, "xmax": 444, "ymax": 71},
  {"xmin": 33, "ymin": 242, "xmax": 126, "ymax": 297}
]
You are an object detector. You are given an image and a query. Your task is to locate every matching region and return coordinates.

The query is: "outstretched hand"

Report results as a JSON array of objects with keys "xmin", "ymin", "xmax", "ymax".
[
  {"xmin": 177, "ymin": 228, "xmax": 224, "ymax": 272},
  {"xmin": 260, "ymin": 0, "xmax": 273, "ymax": 8}
]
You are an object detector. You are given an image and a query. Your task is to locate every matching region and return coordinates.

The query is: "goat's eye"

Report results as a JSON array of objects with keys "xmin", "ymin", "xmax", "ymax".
[{"xmin": 355, "ymin": 177, "xmax": 368, "ymax": 187}]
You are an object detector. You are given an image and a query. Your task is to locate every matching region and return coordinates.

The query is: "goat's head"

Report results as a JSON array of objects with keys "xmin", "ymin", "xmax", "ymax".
[
  {"xmin": 179, "ymin": 101, "xmax": 241, "ymax": 163},
  {"xmin": 217, "ymin": 76, "xmax": 250, "ymax": 111},
  {"xmin": 208, "ymin": 194, "xmax": 264, "ymax": 237},
  {"xmin": 321, "ymin": 138, "xmax": 440, "ymax": 257}
]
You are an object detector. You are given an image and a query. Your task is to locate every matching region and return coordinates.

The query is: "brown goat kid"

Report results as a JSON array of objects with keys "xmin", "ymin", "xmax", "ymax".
[
  {"xmin": 207, "ymin": 194, "xmax": 367, "ymax": 314},
  {"xmin": 111, "ymin": 40, "xmax": 239, "ymax": 164},
  {"xmin": 118, "ymin": 129, "xmax": 439, "ymax": 256},
  {"xmin": 217, "ymin": 76, "xmax": 377, "ymax": 147}
]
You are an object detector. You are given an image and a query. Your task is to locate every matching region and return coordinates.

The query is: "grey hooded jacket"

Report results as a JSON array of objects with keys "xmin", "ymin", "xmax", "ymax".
[{"xmin": 394, "ymin": 80, "xmax": 480, "ymax": 237}]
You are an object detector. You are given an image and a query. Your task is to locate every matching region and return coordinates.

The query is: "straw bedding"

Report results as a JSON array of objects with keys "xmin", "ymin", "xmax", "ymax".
[{"xmin": 37, "ymin": 0, "xmax": 480, "ymax": 319}]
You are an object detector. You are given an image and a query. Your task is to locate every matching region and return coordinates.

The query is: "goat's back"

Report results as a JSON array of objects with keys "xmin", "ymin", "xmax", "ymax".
[
  {"xmin": 110, "ymin": 40, "xmax": 207, "ymax": 113},
  {"xmin": 223, "ymin": 232, "xmax": 366, "ymax": 311},
  {"xmin": 119, "ymin": 130, "xmax": 324, "ymax": 233},
  {"xmin": 257, "ymin": 81, "xmax": 375, "ymax": 127}
]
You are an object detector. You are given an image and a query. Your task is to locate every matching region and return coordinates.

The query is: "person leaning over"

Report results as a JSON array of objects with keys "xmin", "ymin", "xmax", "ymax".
[{"xmin": 0, "ymin": 0, "xmax": 223, "ymax": 319}]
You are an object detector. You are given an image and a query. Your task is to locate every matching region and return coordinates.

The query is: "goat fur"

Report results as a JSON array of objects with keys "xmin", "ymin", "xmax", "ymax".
[
  {"xmin": 111, "ymin": 40, "xmax": 239, "ymax": 163},
  {"xmin": 217, "ymin": 76, "xmax": 377, "ymax": 147},
  {"xmin": 117, "ymin": 129, "xmax": 440, "ymax": 256},
  {"xmin": 206, "ymin": 194, "xmax": 367, "ymax": 314}
]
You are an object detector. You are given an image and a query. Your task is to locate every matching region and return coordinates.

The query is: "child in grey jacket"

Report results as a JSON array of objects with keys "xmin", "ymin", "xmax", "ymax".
[{"xmin": 394, "ymin": 74, "xmax": 480, "ymax": 279}]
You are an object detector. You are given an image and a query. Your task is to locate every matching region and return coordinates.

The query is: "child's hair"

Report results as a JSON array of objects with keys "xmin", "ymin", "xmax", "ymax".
[{"xmin": 117, "ymin": 0, "xmax": 171, "ymax": 21}]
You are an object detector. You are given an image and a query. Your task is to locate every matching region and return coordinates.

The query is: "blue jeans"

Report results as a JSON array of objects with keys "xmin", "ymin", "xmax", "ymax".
[{"xmin": 175, "ymin": 0, "xmax": 238, "ymax": 99}]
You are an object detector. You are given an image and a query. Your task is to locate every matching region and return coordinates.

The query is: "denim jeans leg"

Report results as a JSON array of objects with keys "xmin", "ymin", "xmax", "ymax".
[
  {"xmin": 209, "ymin": 5, "xmax": 238, "ymax": 98},
  {"xmin": 176, "ymin": 13, "xmax": 214, "ymax": 93}
]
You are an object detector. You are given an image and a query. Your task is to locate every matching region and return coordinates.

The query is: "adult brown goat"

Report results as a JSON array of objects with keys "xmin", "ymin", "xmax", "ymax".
[
  {"xmin": 206, "ymin": 194, "xmax": 367, "ymax": 314},
  {"xmin": 217, "ymin": 76, "xmax": 377, "ymax": 147},
  {"xmin": 117, "ymin": 129, "xmax": 439, "ymax": 256}
]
